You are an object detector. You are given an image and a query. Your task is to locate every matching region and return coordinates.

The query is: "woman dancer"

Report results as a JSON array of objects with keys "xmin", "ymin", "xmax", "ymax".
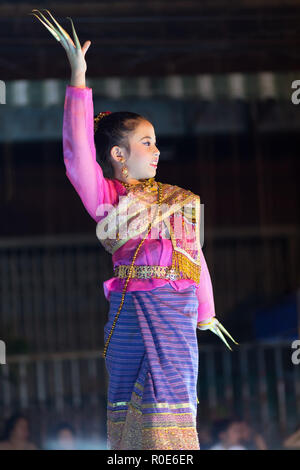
[{"xmin": 31, "ymin": 9, "xmax": 238, "ymax": 450}]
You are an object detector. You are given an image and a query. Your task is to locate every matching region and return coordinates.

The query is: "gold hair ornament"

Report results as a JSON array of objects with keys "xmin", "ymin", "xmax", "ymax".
[{"xmin": 94, "ymin": 111, "xmax": 112, "ymax": 133}]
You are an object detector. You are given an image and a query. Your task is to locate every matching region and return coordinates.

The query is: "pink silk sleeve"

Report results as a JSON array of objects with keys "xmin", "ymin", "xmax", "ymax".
[
  {"xmin": 63, "ymin": 85, "xmax": 118, "ymax": 221},
  {"xmin": 196, "ymin": 247, "xmax": 216, "ymax": 324}
]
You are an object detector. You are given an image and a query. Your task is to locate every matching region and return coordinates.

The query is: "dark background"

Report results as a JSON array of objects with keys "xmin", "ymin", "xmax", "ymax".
[{"xmin": 0, "ymin": 0, "xmax": 299, "ymax": 450}]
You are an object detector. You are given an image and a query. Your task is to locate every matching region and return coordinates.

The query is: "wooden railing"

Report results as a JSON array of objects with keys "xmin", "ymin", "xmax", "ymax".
[{"xmin": 0, "ymin": 341, "xmax": 299, "ymax": 449}]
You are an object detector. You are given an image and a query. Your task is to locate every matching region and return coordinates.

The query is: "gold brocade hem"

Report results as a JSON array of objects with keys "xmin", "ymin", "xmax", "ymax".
[
  {"xmin": 107, "ymin": 383, "xmax": 200, "ymax": 450},
  {"xmin": 142, "ymin": 427, "xmax": 200, "ymax": 450},
  {"xmin": 107, "ymin": 418, "xmax": 200, "ymax": 450}
]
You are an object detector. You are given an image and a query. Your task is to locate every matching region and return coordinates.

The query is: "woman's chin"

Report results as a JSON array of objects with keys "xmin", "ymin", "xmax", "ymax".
[
  {"xmin": 139, "ymin": 167, "xmax": 157, "ymax": 180},
  {"xmin": 149, "ymin": 166, "xmax": 157, "ymax": 176}
]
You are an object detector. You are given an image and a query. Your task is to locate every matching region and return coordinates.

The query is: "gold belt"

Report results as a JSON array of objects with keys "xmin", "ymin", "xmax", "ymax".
[{"xmin": 114, "ymin": 264, "xmax": 182, "ymax": 281}]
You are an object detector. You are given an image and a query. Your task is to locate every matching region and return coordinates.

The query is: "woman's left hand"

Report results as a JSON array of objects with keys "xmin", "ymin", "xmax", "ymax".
[{"xmin": 197, "ymin": 317, "xmax": 239, "ymax": 351}]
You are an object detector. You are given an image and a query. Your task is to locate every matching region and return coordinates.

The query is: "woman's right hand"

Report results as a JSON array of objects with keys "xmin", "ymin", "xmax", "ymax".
[{"xmin": 29, "ymin": 8, "xmax": 91, "ymax": 76}]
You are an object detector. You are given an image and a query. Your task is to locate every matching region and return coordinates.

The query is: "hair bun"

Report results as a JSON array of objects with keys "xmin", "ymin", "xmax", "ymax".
[{"xmin": 94, "ymin": 111, "xmax": 112, "ymax": 133}]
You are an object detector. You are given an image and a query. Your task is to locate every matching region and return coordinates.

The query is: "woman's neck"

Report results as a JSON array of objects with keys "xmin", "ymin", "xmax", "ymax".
[
  {"xmin": 115, "ymin": 176, "xmax": 153, "ymax": 185},
  {"xmin": 119, "ymin": 177, "xmax": 140, "ymax": 185}
]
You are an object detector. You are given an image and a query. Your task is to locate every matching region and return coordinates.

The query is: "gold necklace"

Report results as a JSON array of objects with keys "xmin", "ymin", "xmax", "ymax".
[{"xmin": 115, "ymin": 177, "xmax": 157, "ymax": 191}]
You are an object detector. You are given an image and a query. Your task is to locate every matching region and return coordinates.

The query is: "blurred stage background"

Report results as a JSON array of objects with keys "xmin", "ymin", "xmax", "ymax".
[{"xmin": 0, "ymin": 0, "xmax": 299, "ymax": 449}]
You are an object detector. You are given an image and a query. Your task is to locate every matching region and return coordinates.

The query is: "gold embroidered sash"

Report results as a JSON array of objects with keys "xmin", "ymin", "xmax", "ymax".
[{"xmin": 96, "ymin": 182, "xmax": 201, "ymax": 284}]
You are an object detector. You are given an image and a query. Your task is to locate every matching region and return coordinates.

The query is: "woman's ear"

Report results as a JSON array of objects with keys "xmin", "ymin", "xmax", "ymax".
[{"xmin": 110, "ymin": 145, "xmax": 124, "ymax": 164}]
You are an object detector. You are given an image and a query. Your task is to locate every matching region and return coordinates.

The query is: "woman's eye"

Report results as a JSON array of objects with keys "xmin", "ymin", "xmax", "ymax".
[{"xmin": 144, "ymin": 141, "xmax": 156, "ymax": 146}]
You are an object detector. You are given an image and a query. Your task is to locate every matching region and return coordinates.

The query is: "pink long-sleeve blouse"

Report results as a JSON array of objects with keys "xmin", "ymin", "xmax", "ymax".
[{"xmin": 62, "ymin": 84, "xmax": 216, "ymax": 324}]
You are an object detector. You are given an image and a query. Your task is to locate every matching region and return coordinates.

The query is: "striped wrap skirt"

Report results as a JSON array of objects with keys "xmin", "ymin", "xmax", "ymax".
[{"xmin": 104, "ymin": 284, "xmax": 200, "ymax": 450}]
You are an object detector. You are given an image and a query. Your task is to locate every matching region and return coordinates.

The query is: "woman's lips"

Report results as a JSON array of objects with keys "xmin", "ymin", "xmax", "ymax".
[{"xmin": 150, "ymin": 163, "xmax": 158, "ymax": 167}]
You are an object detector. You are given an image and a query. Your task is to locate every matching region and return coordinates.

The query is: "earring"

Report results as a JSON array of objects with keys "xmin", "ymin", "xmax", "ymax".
[{"xmin": 120, "ymin": 158, "xmax": 129, "ymax": 178}]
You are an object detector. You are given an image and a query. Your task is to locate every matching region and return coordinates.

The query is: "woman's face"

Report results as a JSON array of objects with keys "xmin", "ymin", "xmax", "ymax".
[
  {"xmin": 120, "ymin": 119, "xmax": 160, "ymax": 180},
  {"xmin": 222, "ymin": 422, "xmax": 242, "ymax": 446},
  {"xmin": 11, "ymin": 418, "xmax": 29, "ymax": 441},
  {"xmin": 57, "ymin": 429, "xmax": 76, "ymax": 450}
]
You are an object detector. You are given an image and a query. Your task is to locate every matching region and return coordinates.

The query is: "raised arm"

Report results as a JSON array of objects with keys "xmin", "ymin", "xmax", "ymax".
[
  {"xmin": 30, "ymin": 8, "xmax": 117, "ymax": 221},
  {"xmin": 63, "ymin": 84, "xmax": 117, "ymax": 221}
]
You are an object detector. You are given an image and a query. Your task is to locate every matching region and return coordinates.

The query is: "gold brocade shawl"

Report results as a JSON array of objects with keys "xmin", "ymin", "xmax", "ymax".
[{"xmin": 95, "ymin": 181, "xmax": 201, "ymax": 284}]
